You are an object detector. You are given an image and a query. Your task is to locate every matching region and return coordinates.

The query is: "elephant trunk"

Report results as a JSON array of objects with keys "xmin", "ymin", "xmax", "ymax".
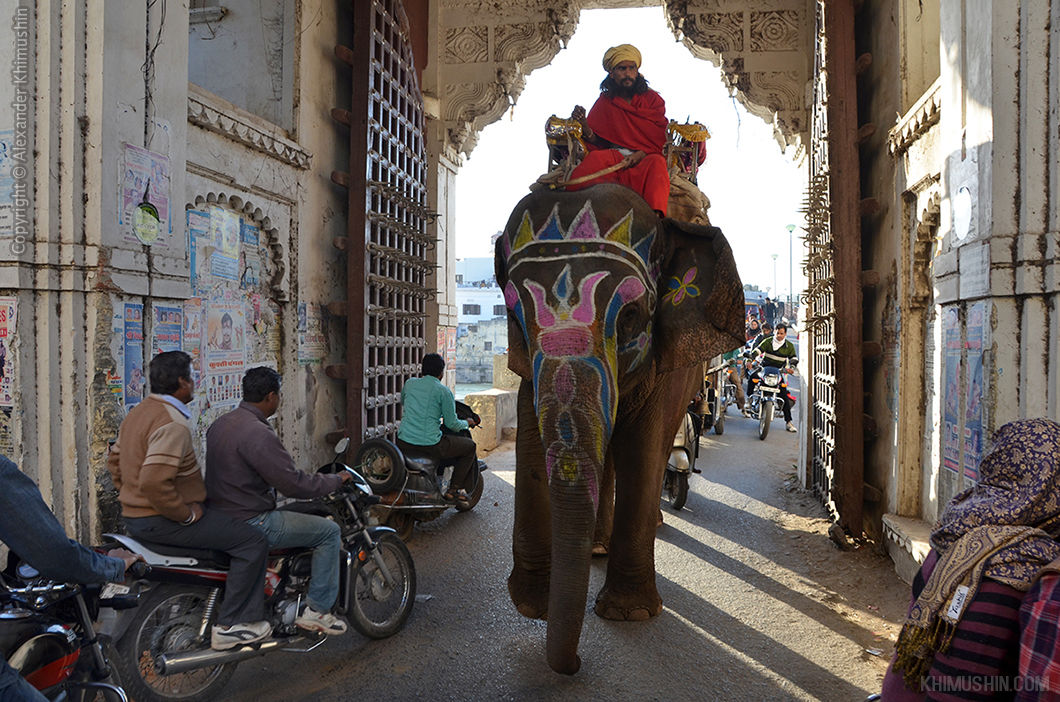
[{"xmin": 535, "ymin": 358, "xmax": 613, "ymax": 675}]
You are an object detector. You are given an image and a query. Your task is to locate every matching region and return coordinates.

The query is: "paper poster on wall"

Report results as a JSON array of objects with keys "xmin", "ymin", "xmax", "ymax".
[
  {"xmin": 209, "ymin": 206, "xmax": 240, "ymax": 281},
  {"xmin": 963, "ymin": 301, "xmax": 988, "ymax": 482},
  {"xmin": 182, "ymin": 298, "xmax": 203, "ymax": 371},
  {"xmin": 187, "ymin": 210, "xmax": 212, "ymax": 294},
  {"xmin": 124, "ymin": 303, "xmax": 145, "ymax": 410},
  {"xmin": 0, "ymin": 129, "xmax": 14, "ymax": 239},
  {"xmin": 109, "ymin": 308, "xmax": 124, "ymax": 403},
  {"xmin": 297, "ymin": 303, "xmax": 327, "ymax": 365},
  {"xmin": 205, "ymin": 293, "xmax": 245, "ymax": 410},
  {"xmin": 120, "ymin": 144, "xmax": 170, "ymax": 246},
  {"xmin": 446, "ymin": 328, "xmax": 457, "ymax": 367},
  {"xmin": 151, "ymin": 305, "xmax": 182, "ymax": 358},
  {"xmin": 0, "ymin": 297, "xmax": 16, "ymax": 408},
  {"xmin": 941, "ymin": 306, "xmax": 961, "ymax": 474},
  {"xmin": 240, "ymin": 222, "xmax": 262, "ymax": 289}
]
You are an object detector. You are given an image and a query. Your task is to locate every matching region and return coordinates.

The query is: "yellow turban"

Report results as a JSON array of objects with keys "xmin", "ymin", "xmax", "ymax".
[{"xmin": 602, "ymin": 44, "xmax": 642, "ymax": 72}]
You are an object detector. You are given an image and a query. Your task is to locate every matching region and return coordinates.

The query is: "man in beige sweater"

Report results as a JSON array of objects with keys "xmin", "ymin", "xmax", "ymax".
[{"xmin": 108, "ymin": 351, "xmax": 272, "ymax": 651}]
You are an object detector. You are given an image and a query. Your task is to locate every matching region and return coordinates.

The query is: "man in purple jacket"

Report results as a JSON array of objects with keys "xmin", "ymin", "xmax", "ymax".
[{"xmin": 205, "ymin": 367, "xmax": 351, "ymax": 636}]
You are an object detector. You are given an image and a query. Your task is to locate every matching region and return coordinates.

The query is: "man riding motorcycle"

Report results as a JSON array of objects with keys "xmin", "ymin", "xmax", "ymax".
[
  {"xmin": 205, "ymin": 366, "xmax": 352, "ymax": 637},
  {"xmin": 744, "ymin": 323, "xmax": 798, "ymax": 433}
]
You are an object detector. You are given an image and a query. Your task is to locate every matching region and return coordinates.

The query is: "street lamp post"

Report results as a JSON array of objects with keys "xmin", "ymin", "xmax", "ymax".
[
  {"xmin": 786, "ymin": 224, "xmax": 796, "ymax": 314},
  {"xmin": 771, "ymin": 253, "xmax": 778, "ymax": 300}
]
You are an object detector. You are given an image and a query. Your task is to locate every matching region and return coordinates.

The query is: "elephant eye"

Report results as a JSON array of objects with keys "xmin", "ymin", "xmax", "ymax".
[{"xmin": 617, "ymin": 305, "xmax": 641, "ymax": 340}]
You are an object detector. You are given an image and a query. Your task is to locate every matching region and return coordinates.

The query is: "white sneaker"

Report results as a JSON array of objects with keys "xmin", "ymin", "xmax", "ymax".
[
  {"xmin": 295, "ymin": 607, "xmax": 348, "ymax": 636},
  {"xmin": 211, "ymin": 620, "xmax": 271, "ymax": 650},
  {"xmin": 786, "ymin": 422, "xmax": 798, "ymax": 433}
]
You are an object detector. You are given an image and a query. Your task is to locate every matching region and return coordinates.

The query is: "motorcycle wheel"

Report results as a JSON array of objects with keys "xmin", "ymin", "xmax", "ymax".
[
  {"xmin": 114, "ymin": 584, "xmax": 235, "ymax": 702},
  {"xmin": 759, "ymin": 401, "xmax": 774, "ymax": 440},
  {"xmin": 455, "ymin": 471, "xmax": 484, "ymax": 513},
  {"xmin": 356, "ymin": 438, "xmax": 407, "ymax": 493},
  {"xmin": 667, "ymin": 472, "xmax": 689, "ymax": 510},
  {"xmin": 386, "ymin": 511, "xmax": 415, "ymax": 542},
  {"xmin": 349, "ymin": 532, "xmax": 416, "ymax": 639}
]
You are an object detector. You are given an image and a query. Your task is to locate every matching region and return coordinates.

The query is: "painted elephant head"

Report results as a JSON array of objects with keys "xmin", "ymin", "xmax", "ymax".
[{"xmin": 495, "ymin": 184, "xmax": 744, "ymax": 673}]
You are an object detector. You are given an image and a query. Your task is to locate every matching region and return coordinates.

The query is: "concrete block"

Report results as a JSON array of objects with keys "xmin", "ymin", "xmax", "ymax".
[
  {"xmin": 933, "ymin": 249, "xmax": 958, "ymax": 276},
  {"xmin": 934, "ymin": 274, "xmax": 959, "ymax": 304},
  {"xmin": 1015, "ymin": 263, "xmax": 1044, "ymax": 296},
  {"xmin": 990, "ymin": 234, "xmax": 1016, "ymax": 265},
  {"xmin": 882, "ymin": 513, "xmax": 931, "ymax": 584},
  {"xmin": 492, "ymin": 354, "xmax": 521, "ymax": 391},
  {"xmin": 991, "ymin": 268, "xmax": 1015, "ymax": 296},
  {"xmin": 1017, "ymin": 232, "xmax": 1045, "ymax": 263},
  {"xmin": 464, "ymin": 389, "xmax": 517, "ymax": 452}
]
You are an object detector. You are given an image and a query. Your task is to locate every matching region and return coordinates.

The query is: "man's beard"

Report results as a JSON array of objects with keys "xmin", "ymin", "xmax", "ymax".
[{"xmin": 600, "ymin": 74, "xmax": 650, "ymax": 98}]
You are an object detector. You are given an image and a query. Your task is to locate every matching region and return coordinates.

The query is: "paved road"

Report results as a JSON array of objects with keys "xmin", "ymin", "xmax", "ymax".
[{"xmin": 227, "ymin": 411, "xmax": 909, "ymax": 701}]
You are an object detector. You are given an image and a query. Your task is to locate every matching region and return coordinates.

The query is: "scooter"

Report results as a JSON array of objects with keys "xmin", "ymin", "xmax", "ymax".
[
  {"xmin": 356, "ymin": 402, "xmax": 487, "ymax": 541},
  {"xmin": 661, "ymin": 409, "xmax": 701, "ymax": 510},
  {"xmin": 105, "ymin": 439, "xmax": 416, "ymax": 702}
]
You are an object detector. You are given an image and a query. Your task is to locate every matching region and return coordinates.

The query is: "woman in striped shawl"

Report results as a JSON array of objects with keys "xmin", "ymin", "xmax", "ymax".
[{"xmin": 881, "ymin": 418, "xmax": 1060, "ymax": 700}]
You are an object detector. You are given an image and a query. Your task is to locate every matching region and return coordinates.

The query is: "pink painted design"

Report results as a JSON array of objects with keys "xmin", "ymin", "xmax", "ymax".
[
  {"xmin": 554, "ymin": 362, "xmax": 575, "ymax": 404},
  {"xmin": 615, "ymin": 277, "xmax": 646, "ymax": 303},
  {"xmin": 540, "ymin": 326, "xmax": 594, "ymax": 356},
  {"xmin": 525, "ymin": 281, "xmax": 556, "ymax": 327},
  {"xmin": 571, "ymin": 272, "xmax": 608, "ymax": 324},
  {"xmin": 568, "ymin": 201, "xmax": 601, "ymax": 239},
  {"xmin": 504, "ymin": 281, "xmax": 520, "ymax": 309}
]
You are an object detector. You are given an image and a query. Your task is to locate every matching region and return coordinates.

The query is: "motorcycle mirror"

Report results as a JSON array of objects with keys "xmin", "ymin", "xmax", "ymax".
[{"xmin": 334, "ymin": 437, "xmax": 350, "ymax": 455}]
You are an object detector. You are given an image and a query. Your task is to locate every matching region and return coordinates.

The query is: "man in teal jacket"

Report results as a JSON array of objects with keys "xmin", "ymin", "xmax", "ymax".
[{"xmin": 398, "ymin": 353, "xmax": 480, "ymax": 507}]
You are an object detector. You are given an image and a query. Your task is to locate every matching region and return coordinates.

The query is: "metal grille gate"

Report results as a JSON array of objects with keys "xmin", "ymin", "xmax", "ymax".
[
  {"xmin": 330, "ymin": 0, "xmax": 431, "ymax": 448},
  {"xmin": 804, "ymin": 0, "xmax": 864, "ymax": 532}
]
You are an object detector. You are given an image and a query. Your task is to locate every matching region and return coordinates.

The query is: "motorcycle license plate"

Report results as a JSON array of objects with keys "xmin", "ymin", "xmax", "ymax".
[{"xmin": 100, "ymin": 583, "xmax": 131, "ymax": 599}]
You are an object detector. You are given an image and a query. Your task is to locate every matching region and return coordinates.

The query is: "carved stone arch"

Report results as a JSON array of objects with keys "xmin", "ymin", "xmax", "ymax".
[
  {"xmin": 186, "ymin": 192, "xmax": 289, "ymax": 299},
  {"xmin": 910, "ymin": 190, "xmax": 941, "ymax": 308},
  {"xmin": 664, "ymin": 0, "xmax": 812, "ymax": 157},
  {"xmin": 435, "ymin": 0, "xmax": 813, "ymax": 157}
]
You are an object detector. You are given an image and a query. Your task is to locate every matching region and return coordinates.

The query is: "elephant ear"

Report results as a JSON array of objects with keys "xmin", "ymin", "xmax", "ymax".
[
  {"xmin": 652, "ymin": 218, "xmax": 745, "ymax": 372},
  {"xmin": 495, "ymin": 230, "xmax": 534, "ymax": 381}
]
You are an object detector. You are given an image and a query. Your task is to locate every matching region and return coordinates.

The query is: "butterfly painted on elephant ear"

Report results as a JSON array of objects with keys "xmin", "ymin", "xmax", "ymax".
[{"xmin": 662, "ymin": 267, "xmax": 700, "ymax": 306}]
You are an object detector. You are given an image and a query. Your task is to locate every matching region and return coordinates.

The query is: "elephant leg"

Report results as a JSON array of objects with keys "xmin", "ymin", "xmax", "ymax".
[
  {"xmin": 508, "ymin": 379, "xmax": 551, "ymax": 620},
  {"xmin": 594, "ymin": 369, "xmax": 699, "ymax": 621},
  {"xmin": 591, "ymin": 451, "xmax": 615, "ymax": 556}
]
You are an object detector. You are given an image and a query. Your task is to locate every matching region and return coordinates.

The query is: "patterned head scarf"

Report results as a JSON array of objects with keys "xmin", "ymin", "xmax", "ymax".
[
  {"xmin": 602, "ymin": 44, "xmax": 641, "ymax": 72},
  {"xmin": 893, "ymin": 418, "xmax": 1060, "ymax": 688}
]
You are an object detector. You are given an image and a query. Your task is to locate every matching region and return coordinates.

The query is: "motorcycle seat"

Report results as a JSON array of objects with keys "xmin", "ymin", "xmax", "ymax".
[
  {"xmin": 402, "ymin": 451, "xmax": 439, "ymax": 474},
  {"xmin": 133, "ymin": 539, "xmax": 231, "ymax": 568}
]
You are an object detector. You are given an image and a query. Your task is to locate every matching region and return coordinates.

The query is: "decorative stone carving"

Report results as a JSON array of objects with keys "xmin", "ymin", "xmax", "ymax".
[
  {"xmin": 750, "ymin": 10, "xmax": 800, "ymax": 52},
  {"xmin": 187, "ymin": 88, "xmax": 311, "ymax": 170},
  {"xmin": 888, "ymin": 78, "xmax": 942, "ymax": 155},
  {"xmin": 684, "ymin": 12, "xmax": 744, "ymax": 53},
  {"xmin": 435, "ymin": 0, "xmax": 812, "ymax": 157},
  {"xmin": 445, "ymin": 25, "xmax": 489, "ymax": 63}
]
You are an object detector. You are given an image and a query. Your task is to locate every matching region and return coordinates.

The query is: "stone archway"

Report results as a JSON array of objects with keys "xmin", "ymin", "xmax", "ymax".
[{"xmin": 431, "ymin": 0, "xmax": 814, "ymax": 159}]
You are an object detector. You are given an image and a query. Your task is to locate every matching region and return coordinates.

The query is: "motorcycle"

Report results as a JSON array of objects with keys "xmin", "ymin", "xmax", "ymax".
[
  {"xmin": 1, "ymin": 556, "xmax": 144, "ymax": 701},
  {"xmin": 746, "ymin": 359, "xmax": 797, "ymax": 440},
  {"xmin": 662, "ymin": 409, "xmax": 701, "ymax": 510},
  {"xmin": 355, "ymin": 402, "xmax": 487, "ymax": 542},
  {"xmin": 105, "ymin": 439, "xmax": 416, "ymax": 702}
]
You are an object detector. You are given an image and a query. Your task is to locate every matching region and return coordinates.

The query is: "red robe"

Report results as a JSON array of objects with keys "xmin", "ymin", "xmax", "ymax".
[{"xmin": 567, "ymin": 90, "xmax": 671, "ymax": 214}]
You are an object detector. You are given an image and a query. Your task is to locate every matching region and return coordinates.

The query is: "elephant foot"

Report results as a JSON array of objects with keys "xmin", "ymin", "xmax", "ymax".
[
  {"xmin": 593, "ymin": 582, "xmax": 662, "ymax": 622},
  {"xmin": 591, "ymin": 541, "xmax": 608, "ymax": 557},
  {"xmin": 508, "ymin": 566, "xmax": 549, "ymax": 620}
]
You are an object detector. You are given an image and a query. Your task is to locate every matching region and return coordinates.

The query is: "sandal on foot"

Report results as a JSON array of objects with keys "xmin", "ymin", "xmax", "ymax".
[{"xmin": 444, "ymin": 489, "xmax": 470, "ymax": 507}]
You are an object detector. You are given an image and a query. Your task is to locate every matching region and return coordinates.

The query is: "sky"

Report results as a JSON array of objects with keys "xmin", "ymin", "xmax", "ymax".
[{"xmin": 453, "ymin": 6, "xmax": 808, "ymax": 300}]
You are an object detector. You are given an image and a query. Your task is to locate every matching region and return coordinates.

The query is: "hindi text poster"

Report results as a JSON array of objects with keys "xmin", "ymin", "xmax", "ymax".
[
  {"xmin": 209, "ymin": 206, "xmax": 240, "ymax": 281},
  {"xmin": 941, "ymin": 306, "xmax": 961, "ymax": 474},
  {"xmin": 151, "ymin": 305, "xmax": 183, "ymax": 357},
  {"xmin": 0, "ymin": 297, "xmax": 16, "ymax": 408},
  {"xmin": 124, "ymin": 303, "xmax": 145, "ymax": 410}
]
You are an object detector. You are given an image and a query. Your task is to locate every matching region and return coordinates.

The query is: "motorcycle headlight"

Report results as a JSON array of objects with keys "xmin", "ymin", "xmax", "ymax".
[{"xmin": 764, "ymin": 373, "xmax": 780, "ymax": 386}]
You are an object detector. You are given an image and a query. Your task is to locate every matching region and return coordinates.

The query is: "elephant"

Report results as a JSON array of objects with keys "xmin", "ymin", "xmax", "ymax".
[{"xmin": 495, "ymin": 183, "xmax": 745, "ymax": 674}]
